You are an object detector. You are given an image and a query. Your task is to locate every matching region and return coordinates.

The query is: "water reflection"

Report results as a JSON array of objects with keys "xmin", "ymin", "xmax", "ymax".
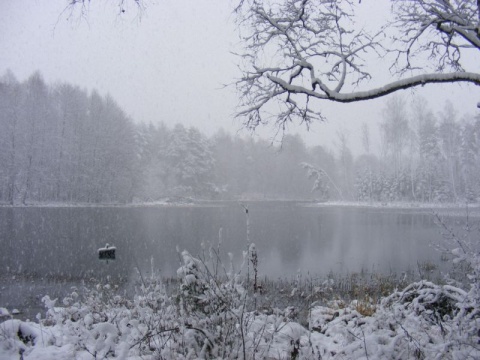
[{"xmin": 0, "ymin": 203, "xmax": 460, "ymax": 282}]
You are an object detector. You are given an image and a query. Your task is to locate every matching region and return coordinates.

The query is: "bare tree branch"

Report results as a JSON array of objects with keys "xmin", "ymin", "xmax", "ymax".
[
  {"xmin": 65, "ymin": 0, "xmax": 145, "ymax": 17},
  {"xmin": 267, "ymin": 71, "xmax": 480, "ymax": 102},
  {"xmin": 235, "ymin": 0, "xmax": 480, "ymax": 130}
]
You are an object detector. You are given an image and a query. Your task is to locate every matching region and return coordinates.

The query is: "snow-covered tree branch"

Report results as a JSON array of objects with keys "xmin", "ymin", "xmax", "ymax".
[
  {"xmin": 235, "ymin": 0, "xmax": 480, "ymax": 130},
  {"xmin": 64, "ymin": 0, "xmax": 145, "ymax": 17}
]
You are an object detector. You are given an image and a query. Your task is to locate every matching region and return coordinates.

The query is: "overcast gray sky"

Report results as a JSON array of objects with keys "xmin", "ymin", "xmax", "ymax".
[{"xmin": 1, "ymin": 0, "xmax": 479, "ymax": 155}]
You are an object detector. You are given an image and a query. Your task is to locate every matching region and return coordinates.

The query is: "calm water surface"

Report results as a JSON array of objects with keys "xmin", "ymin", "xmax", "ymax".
[{"xmin": 0, "ymin": 202, "xmax": 471, "ymax": 315}]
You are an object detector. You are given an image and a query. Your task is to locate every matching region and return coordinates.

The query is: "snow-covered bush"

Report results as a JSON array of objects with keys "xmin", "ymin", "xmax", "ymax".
[
  {"xmin": 175, "ymin": 249, "xmax": 249, "ymax": 358},
  {"xmin": 37, "ymin": 281, "xmax": 179, "ymax": 358}
]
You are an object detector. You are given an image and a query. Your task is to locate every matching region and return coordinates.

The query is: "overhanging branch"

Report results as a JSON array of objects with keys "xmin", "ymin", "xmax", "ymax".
[
  {"xmin": 268, "ymin": 72, "xmax": 480, "ymax": 103},
  {"xmin": 235, "ymin": 0, "xmax": 480, "ymax": 129}
]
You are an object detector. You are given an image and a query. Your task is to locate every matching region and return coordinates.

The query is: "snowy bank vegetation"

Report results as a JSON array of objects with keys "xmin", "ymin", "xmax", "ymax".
[{"xmin": 1, "ymin": 232, "xmax": 479, "ymax": 359}]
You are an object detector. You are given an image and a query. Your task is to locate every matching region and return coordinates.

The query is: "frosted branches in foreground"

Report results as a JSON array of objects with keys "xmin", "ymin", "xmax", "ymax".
[{"xmin": 235, "ymin": 0, "xmax": 480, "ymax": 130}]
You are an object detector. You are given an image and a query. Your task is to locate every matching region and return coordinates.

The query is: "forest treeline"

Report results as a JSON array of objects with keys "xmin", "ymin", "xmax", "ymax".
[{"xmin": 0, "ymin": 71, "xmax": 479, "ymax": 204}]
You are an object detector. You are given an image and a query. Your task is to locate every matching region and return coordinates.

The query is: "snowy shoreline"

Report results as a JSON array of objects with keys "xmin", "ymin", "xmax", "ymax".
[
  {"xmin": 1, "ymin": 199, "xmax": 480, "ymax": 209},
  {"xmin": 1, "ymin": 272, "xmax": 478, "ymax": 359},
  {"xmin": 302, "ymin": 200, "xmax": 480, "ymax": 208}
]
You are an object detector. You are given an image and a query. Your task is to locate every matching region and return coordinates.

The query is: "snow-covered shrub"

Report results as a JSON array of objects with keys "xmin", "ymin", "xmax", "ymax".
[
  {"xmin": 175, "ymin": 249, "xmax": 251, "ymax": 358},
  {"xmin": 25, "ymin": 279, "xmax": 181, "ymax": 359},
  {"xmin": 378, "ymin": 281, "xmax": 478, "ymax": 359}
]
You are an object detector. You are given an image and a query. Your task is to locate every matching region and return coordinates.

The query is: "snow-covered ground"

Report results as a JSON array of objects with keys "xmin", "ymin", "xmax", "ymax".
[
  {"xmin": 303, "ymin": 200, "xmax": 480, "ymax": 209},
  {"xmin": 1, "ymin": 249, "xmax": 479, "ymax": 359},
  {"xmin": 1, "ymin": 281, "xmax": 478, "ymax": 359},
  {"xmin": 3, "ymin": 199, "xmax": 480, "ymax": 209},
  {"xmin": 0, "ymin": 198, "xmax": 227, "ymax": 208}
]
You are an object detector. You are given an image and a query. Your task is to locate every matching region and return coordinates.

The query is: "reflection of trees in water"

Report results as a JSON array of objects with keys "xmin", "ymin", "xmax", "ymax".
[
  {"xmin": 0, "ymin": 204, "xmax": 453, "ymax": 281},
  {"xmin": 1, "ymin": 208, "xmax": 16, "ymax": 273}
]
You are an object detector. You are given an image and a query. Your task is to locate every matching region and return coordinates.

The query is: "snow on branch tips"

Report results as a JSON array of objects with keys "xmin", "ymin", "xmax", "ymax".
[
  {"xmin": 235, "ymin": 0, "xmax": 480, "ymax": 130},
  {"xmin": 64, "ymin": 0, "xmax": 146, "ymax": 18}
]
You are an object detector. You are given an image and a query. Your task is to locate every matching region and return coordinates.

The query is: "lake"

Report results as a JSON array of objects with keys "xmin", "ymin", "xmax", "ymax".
[{"xmin": 0, "ymin": 202, "xmax": 472, "ymax": 316}]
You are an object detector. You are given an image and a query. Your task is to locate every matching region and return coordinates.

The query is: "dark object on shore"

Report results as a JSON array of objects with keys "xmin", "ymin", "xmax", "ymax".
[{"xmin": 98, "ymin": 244, "xmax": 116, "ymax": 261}]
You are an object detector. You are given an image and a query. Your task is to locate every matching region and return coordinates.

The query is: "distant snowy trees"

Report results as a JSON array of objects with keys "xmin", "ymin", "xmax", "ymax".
[
  {"xmin": 235, "ymin": 0, "xmax": 480, "ymax": 129},
  {"xmin": 1, "ymin": 71, "xmax": 480, "ymax": 204},
  {"xmin": 0, "ymin": 72, "xmax": 136, "ymax": 204},
  {"xmin": 354, "ymin": 97, "xmax": 480, "ymax": 203}
]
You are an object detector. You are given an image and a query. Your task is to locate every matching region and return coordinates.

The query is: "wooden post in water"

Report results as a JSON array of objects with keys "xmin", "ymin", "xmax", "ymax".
[{"xmin": 98, "ymin": 243, "xmax": 116, "ymax": 264}]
